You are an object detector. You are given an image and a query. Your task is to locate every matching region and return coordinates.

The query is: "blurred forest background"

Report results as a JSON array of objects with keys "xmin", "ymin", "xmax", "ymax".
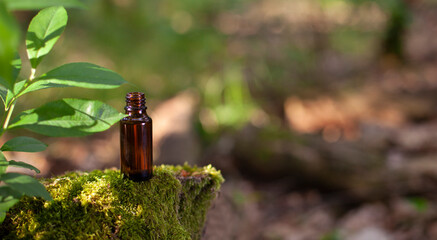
[{"xmin": 5, "ymin": 0, "xmax": 437, "ymax": 239}]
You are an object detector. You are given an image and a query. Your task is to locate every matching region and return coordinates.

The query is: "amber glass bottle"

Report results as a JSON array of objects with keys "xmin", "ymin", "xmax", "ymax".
[{"xmin": 120, "ymin": 92, "xmax": 153, "ymax": 181}]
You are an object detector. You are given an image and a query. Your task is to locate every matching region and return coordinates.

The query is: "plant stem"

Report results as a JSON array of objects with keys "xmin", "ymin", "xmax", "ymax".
[
  {"xmin": 2, "ymin": 101, "xmax": 16, "ymax": 131},
  {"xmin": 29, "ymin": 68, "xmax": 36, "ymax": 81},
  {"xmin": 0, "ymin": 68, "xmax": 36, "ymax": 137}
]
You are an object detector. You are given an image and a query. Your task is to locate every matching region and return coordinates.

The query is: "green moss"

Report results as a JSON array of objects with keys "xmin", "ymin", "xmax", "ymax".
[{"xmin": 0, "ymin": 164, "xmax": 224, "ymax": 240}]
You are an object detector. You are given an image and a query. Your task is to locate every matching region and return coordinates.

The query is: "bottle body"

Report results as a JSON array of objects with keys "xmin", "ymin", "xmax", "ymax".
[{"xmin": 120, "ymin": 92, "xmax": 153, "ymax": 181}]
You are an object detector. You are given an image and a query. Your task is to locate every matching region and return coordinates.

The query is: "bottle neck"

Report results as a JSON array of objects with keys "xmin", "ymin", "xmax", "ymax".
[
  {"xmin": 125, "ymin": 108, "xmax": 147, "ymax": 117},
  {"xmin": 125, "ymin": 92, "xmax": 147, "ymax": 117}
]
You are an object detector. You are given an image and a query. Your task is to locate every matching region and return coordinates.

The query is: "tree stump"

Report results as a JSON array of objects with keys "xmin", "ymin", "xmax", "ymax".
[{"xmin": 0, "ymin": 165, "xmax": 224, "ymax": 240}]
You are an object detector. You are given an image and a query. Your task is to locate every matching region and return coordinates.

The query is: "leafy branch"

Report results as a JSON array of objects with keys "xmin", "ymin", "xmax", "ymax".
[{"xmin": 0, "ymin": 3, "xmax": 127, "ymax": 223}]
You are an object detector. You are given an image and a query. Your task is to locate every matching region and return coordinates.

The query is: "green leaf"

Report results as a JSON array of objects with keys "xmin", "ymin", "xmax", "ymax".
[
  {"xmin": 0, "ymin": 85, "xmax": 7, "ymax": 106},
  {"xmin": 11, "ymin": 54, "xmax": 21, "ymax": 82},
  {"xmin": 9, "ymin": 98, "xmax": 125, "ymax": 137},
  {"xmin": 0, "ymin": 196, "xmax": 19, "ymax": 211},
  {"xmin": 0, "ymin": 80, "xmax": 24, "ymax": 109},
  {"xmin": 1, "ymin": 136, "xmax": 47, "ymax": 152},
  {"xmin": 7, "ymin": 160, "xmax": 41, "ymax": 174},
  {"xmin": 0, "ymin": 158, "xmax": 41, "ymax": 174},
  {"xmin": 0, "ymin": 211, "xmax": 5, "ymax": 223},
  {"xmin": 0, "ymin": 3, "xmax": 20, "ymax": 90},
  {"xmin": 0, "ymin": 152, "xmax": 7, "ymax": 175},
  {"xmin": 0, "ymin": 185, "xmax": 23, "ymax": 199},
  {"xmin": 0, "ymin": 55, "xmax": 22, "ymax": 106},
  {"xmin": 26, "ymin": 6, "xmax": 68, "ymax": 69},
  {"xmin": 0, "ymin": 185, "xmax": 22, "ymax": 223},
  {"xmin": 4, "ymin": 0, "xmax": 85, "ymax": 11},
  {"xmin": 19, "ymin": 63, "xmax": 127, "ymax": 96},
  {"xmin": 0, "ymin": 173, "xmax": 52, "ymax": 201}
]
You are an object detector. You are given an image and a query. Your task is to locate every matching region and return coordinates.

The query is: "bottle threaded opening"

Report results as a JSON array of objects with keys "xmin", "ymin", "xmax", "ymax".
[{"xmin": 125, "ymin": 92, "xmax": 146, "ymax": 110}]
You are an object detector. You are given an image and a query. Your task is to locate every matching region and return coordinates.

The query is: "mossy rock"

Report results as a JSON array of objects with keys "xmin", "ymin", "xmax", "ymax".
[{"xmin": 0, "ymin": 164, "xmax": 224, "ymax": 239}]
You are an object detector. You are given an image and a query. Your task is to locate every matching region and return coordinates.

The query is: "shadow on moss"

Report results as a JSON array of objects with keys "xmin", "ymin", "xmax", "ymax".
[{"xmin": 0, "ymin": 164, "xmax": 224, "ymax": 240}]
